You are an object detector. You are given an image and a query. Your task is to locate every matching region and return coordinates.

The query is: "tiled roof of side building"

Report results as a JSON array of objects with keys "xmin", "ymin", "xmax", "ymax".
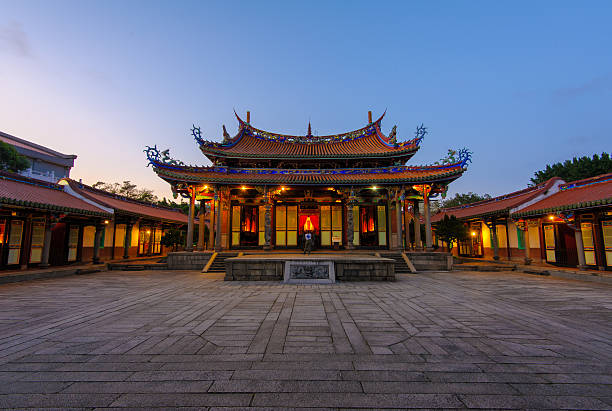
[
  {"xmin": 153, "ymin": 163, "xmax": 466, "ymax": 186},
  {"xmin": 196, "ymin": 112, "xmax": 422, "ymax": 159},
  {"xmin": 432, "ymin": 177, "xmax": 564, "ymax": 221},
  {"xmin": 63, "ymin": 179, "xmax": 188, "ymax": 224},
  {"xmin": 512, "ymin": 173, "xmax": 612, "ymax": 217},
  {"xmin": 0, "ymin": 172, "xmax": 110, "ymax": 216}
]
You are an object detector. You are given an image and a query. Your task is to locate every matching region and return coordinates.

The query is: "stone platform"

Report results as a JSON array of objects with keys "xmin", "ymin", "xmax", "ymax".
[{"xmin": 224, "ymin": 254, "xmax": 395, "ymax": 282}]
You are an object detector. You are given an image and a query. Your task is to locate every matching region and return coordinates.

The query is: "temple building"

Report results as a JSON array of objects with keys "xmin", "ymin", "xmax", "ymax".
[
  {"xmin": 0, "ymin": 171, "xmax": 189, "ymax": 270},
  {"xmin": 433, "ymin": 173, "xmax": 612, "ymax": 271},
  {"xmin": 147, "ymin": 111, "xmax": 471, "ymax": 251}
]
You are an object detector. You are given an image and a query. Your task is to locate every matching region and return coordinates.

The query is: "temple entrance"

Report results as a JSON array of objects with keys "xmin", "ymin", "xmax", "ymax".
[
  {"xmin": 360, "ymin": 206, "xmax": 377, "ymax": 246},
  {"xmin": 359, "ymin": 205, "xmax": 387, "ymax": 248},
  {"xmin": 459, "ymin": 224, "xmax": 483, "ymax": 257},
  {"xmin": 231, "ymin": 205, "xmax": 259, "ymax": 247},
  {"xmin": 298, "ymin": 213, "xmax": 320, "ymax": 249}
]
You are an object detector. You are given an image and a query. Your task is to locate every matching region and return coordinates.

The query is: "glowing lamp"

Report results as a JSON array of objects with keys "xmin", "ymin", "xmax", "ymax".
[
  {"xmin": 372, "ymin": 186, "xmax": 378, "ymax": 190},
  {"xmin": 548, "ymin": 215, "xmax": 554, "ymax": 221},
  {"xmin": 241, "ymin": 185, "xmax": 246, "ymax": 191},
  {"xmin": 146, "ymin": 230, "xmax": 151, "ymax": 234},
  {"xmin": 471, "ymin": 231, "xmax": 476, "ymax": 236},
  {"xmin": 104, "ymin": 220, "xmax": 109, "ymax": 225}
]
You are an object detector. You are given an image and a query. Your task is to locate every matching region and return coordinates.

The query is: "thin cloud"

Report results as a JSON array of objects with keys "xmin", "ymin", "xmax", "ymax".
[
  {"xmin": 0, "ymin": 21, "xmax": 32, "ymax": 57},
  {"xmin": 553, "ymin": 73, "xmax": 612, "ymax": 99}
]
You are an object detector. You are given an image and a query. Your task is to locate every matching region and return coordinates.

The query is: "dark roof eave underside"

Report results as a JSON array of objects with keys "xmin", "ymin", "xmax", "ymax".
[
  {"xmin": 0, "ymin": 197, "xmax": 111, "ymax": 217},
  {"xmin": 154, "ymin": 170, "xmax": 464, "ymax": 186}
]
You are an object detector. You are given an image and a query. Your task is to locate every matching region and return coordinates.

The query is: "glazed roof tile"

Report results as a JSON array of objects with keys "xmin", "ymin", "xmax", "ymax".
[
  {"xmin": 432, "ymin": 177, "xmax": 563, "ymax": 221},
  {"xmin": 196, "ymin": 112, "xmax": 421, "ymax": 159},
  {"xmin": 512, "ymin": 174, "xmax": 612, "ymax": 217},
  {"xmin": 65, "ymin": 180, "xmax": 188, "ymax": 224},
  {"xmin": 153, "ymin": 163, "xmax": 466, "ymax": 186},
  {"xmin": 0, "ymin": 173, "xmax": 110, "ymax": 216}
]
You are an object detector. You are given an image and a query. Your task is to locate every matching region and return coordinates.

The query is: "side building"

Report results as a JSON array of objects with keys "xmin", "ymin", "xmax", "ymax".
[
  {"xmin": 0, "ymin": 131, "xmax": 77, "ymax": 183},
  {"xmin": 59, "ymin": 178, "xmax": 189, "ymax": 260},
  {"xmin": 0, "ymin": 131, "xmax": 190, "ymax": 270},
  {"xmin": 0, "ymin": 172, "xmax": 189, "ymax": 270},
  {"xmin": 433, "ymin": 173, "xmax": 612, "ymax": 271}
]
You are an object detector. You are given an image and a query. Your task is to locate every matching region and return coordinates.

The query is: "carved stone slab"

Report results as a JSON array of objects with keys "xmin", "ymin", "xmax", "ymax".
[{"xmin": 283, "ymin": 260, "xmax": 335, "ymax": 284}]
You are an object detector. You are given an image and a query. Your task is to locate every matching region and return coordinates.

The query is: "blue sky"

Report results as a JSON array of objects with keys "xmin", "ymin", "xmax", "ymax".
[{"xmin": 1, "ymin": 0, "xmax": 610, "ymax": 200}]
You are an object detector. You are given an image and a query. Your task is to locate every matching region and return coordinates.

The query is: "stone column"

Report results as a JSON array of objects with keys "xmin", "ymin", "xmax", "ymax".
[
  {"xmin": 395, "ymin": 191, "xmax": 404, "ymax": 250},
  {"xmin": 185, "ymin": 186, "xmax": 195, "ymax": 252},
  {"xmin": 214, "ymin": 192, "xmax": 222, "ymax": 251},
  {"xmin": 208, "ymin": 199, "xmax": 215, "ymax": 250},
  {"xmin": 39, "ymin": 215, "xmax": 54, "ymax": 268},
  {"xmin": 264, "ymin": 189, "xmax": 272, "ymax": 250},
  {"xmin": 413, "ymin": 200, "xmax": 422, "ymax": 250},
  {"xmin": 346, "ymin": 190, "xmax": 356, "ymax": 250},
  {"xmin": 197, "ymin": 200, "xmax": 205, "ymax": 251},
  {"xmin": 404, "ymin": 200, "xmax": 412, "ymax": 250},
  {"xmin": 423, "ymin": 192, "xmax": 433, "ymax": 251},
  {"xmin": 123, "ymin": 221, "xmax": 133, "ymax": 259},
  {"xmin": 574, "ymin": 226, "xmax": 587, "ymax": 270},
  {"xmin": 93, "ymin": 222, "xmax": 104, "ymax": 264}
]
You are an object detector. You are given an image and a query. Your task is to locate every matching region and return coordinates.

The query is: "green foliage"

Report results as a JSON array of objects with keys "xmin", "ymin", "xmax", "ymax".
[
  {"xmin": 441, "ymin": 192, "xmax": 491, "ymax": 208},
  {"xmin": 93, "ymin": 180, "xmax": 159, "ymax": 203},
  {"xmin": 160, "ymin": 228, "xmax": 185, "ymax": 251},
  {"xmin": 0, "ymin": 141, "xmax": 30, "ymax": 173},
  {"xmin": 531, "ymin": 153, "xmax": 612, "ymax": 185},
  {"xmin": 156, "ymin": 197, "xmax": 198, "ymax": 215},
  {"xmin": 434, "ymin": 215, "xmax": 468, "ymax": 251}
]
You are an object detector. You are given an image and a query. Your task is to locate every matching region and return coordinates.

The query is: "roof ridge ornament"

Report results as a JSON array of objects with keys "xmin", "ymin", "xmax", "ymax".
[
  {"xmin": 414, "ymin": 124, "xmax": 428, "ymax": 145},
  {"xmin": 434, "ymin": 148, "xmax": 472, "ymax": 168},
  {"xmin": 191, "ymin": 125, "xmax": 205, "ymax": 145},
  {"xmin": 388, "ymin": 125, "xmax": 397, "ymax": 145},
  {"xmin": 144, "ymin": 145, "xmax": 185, "ymax": 168}
]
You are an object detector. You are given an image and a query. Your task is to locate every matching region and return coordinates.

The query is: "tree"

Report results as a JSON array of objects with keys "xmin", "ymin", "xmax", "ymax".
[
  {"xmin": 531, "ymin": 153, "xmax": 612, "ymax": 185},
  {"xmin": 434, "ymin": 215, "xmax": 468, "ymax": 252},
  {"xmin": 92, "ymin": 180, "xmax": 159, "ymax": 203},
  {"xmin": 0, "ymin": 141, "xmax": 30, "ymax": 173},
  {"xmin": 441, "ymin": 192, "xmax": 491, "ymax": 208},
  {"xmin": 160, "ymin": 228, "xmax": 185, "ymax": 252},
  {"xmin": 157, "ymin": 197, "xmax": 199, "ymax": 215}
]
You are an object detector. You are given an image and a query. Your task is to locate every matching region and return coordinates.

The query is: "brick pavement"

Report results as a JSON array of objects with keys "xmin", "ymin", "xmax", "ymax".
[{"xmin": 0, "ymin": 270, "xmax": 610, "ymax": 409}]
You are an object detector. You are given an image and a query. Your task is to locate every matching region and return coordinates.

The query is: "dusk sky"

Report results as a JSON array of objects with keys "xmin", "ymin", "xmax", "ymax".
[{"xmin": 1, "ymin": 1, "xmax": 610, "ymax": 201}]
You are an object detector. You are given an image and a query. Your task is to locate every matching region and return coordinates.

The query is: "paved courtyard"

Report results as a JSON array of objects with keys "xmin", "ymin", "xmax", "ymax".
[{"xmin": 0, "ymin": 270, "xmax": 611, "ymax": 410}]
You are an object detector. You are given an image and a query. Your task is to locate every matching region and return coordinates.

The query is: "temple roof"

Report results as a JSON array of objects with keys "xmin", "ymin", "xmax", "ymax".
[
  {"xmin": 0, "ymin": 172, "xmax": 110, "ymax": 217},
  {"xmin": 512, "ymin": 173, "xmax": 612, "ymax": 217},
  {"xmin": 432, "ymin": 177, "xmax": 564, "ymax": 221},
  {"xmin": 61, "ymin": 179, "xmax": 189, "ymax": 224},
  {"xmin": 194, "ymin": 112, "xmax": 423, "ymax": 160},
  {"xmin": 151, "ymin": 162, "xmax": 466, "ymax": 186}
]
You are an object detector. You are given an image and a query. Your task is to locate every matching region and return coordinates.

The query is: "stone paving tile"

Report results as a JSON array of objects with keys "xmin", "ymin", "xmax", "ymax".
[
  {"xmin": 251, "ymin": 392, "xmax": 464, "ymax": 408},
  {"xmin": 109, "ymin": 393, "xmax": 253, "ymax": 407},
  {"xmin": 209, "ymin": 380, "xmax": 363, "ymax": 393},
  {"xmin": 0, "ymin": 269, "xmax": 609, "ymax": 409}
]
